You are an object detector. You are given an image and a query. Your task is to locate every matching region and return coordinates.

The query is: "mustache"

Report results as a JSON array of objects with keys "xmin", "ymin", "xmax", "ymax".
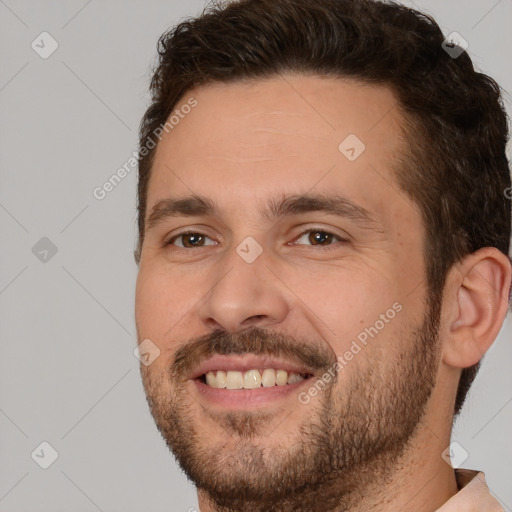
[{"xmin": 171, "ymin": 327, "xmax": 337, "ymax": 381}]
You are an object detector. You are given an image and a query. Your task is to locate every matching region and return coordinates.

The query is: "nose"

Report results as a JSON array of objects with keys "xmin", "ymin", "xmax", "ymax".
[{"xmin": 197, "ymin": 242, "xmax": 290, "ymax": 333}]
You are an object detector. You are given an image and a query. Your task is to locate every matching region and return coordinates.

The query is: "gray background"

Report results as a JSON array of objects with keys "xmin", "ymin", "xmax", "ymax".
[{"xmin": 0, "ymin": 1, "xmax": 510, "ymax": 511}]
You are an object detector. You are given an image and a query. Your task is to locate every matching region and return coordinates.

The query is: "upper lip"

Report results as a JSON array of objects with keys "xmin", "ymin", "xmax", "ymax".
[{"xmin": 187, "ymin": 354, "xmax": 317, "ymax": 380}]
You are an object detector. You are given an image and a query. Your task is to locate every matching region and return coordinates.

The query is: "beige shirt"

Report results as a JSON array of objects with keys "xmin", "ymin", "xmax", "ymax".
[{"xmin": 436, "ymin": 469, "xmax": 504, "ymax": 511}]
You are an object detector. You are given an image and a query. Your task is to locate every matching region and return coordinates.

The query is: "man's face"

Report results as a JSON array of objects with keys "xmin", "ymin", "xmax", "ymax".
[{"xmin": 135, "ymin": 75, "xmax": 440, "ymax": 510}]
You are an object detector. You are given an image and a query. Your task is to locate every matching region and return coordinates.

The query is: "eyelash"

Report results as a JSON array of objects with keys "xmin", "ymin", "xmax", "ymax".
[{"xmin": 164, "ymin": 228, "xmax": 347, "ymax": 251}]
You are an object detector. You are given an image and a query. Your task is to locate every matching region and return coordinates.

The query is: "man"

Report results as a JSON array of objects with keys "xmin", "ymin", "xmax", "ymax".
[{"xmin": 134, "ymin": 0, "xmax": 511, "ymax": 510}]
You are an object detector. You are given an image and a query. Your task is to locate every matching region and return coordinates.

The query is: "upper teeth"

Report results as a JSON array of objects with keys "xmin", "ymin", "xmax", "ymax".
[{"xmin": 205, "ymin": 369, "xmax": 307, "ymax": 389}]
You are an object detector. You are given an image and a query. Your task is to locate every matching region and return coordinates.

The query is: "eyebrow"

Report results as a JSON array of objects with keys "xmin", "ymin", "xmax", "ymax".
[{"xmin": 146, "ymin": 193, "xmax": 381, "ymax": 232}]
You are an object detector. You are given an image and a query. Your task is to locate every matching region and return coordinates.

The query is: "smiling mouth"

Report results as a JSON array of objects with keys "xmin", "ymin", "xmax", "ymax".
[{"xmin": 199, "ymin": 368, "xmax": 314, "ymax": 389}]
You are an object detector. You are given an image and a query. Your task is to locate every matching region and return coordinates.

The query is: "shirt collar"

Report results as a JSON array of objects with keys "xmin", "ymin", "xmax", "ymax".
[{"xmin": 435, "ymin": 469, "xmax": 504, "ymax": 511}]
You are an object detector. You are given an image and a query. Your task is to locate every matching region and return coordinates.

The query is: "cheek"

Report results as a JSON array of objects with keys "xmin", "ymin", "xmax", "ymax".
[
  {"xmin": 135, "ymin": 266, "xmax": 188, "ymax": 340},
  {"xmin": 135, "ymin": 271, "xmax": 184, "ymax": 378},
  {"xmin": 135, "ymin": 262, "xmax": 214, "ymax": 366},
  {"xmin": 135, "ymin": 268, "xmax": 162, "ymax": 333},
  {"xmin": 280, "ymin": 262, "xmax": 401, "ymax": 349}
]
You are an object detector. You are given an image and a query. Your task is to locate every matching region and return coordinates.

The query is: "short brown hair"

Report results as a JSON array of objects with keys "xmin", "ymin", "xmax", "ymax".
[{"xmin": 135, "ymin": 0, "xmax": 511, "ymax": 417}]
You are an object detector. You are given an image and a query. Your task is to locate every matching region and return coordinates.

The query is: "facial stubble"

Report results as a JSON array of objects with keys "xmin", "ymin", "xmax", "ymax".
[{"xmin": 140, "ymin": 304, "xmax": 440, "ymax": 512}]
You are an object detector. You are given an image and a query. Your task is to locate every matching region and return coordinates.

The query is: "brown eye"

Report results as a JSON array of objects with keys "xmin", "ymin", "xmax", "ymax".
[
  {"xmin": 182, "ymin": 233, "xmax": 205, "ymax": 247},
  {"xmin": 294, "ymin": 229, "xmax": 342, "ymax": 247},
  {"xmin": 308, "ymin": 231, "xmax": 334, "ymax": 245},
  {"xmin": 168, "ymin": 232, "xmax": 216, "ymax": 248}
]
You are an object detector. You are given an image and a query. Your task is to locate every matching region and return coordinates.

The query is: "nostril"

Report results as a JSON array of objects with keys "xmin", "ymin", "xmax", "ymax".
[{"xmin": 243, "ymin": 314, "xmax": 266, "ymax": 324}]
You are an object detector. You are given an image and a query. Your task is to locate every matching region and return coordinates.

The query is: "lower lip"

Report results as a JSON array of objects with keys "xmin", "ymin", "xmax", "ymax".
[{"xmin": 191, "ymin": 378, "xmax": 312, "ymax": 409}]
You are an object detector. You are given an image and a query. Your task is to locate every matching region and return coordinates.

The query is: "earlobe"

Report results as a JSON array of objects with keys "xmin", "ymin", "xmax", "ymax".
[{"xmin": 441, "ymin": 247, "xmax": 512, "ymax": 369}]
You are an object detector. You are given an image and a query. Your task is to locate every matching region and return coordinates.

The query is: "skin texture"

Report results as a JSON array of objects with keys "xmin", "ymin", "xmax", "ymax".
[{"xmin": 134, "ymin": 74, "xmax": 511, "ymax": 511}]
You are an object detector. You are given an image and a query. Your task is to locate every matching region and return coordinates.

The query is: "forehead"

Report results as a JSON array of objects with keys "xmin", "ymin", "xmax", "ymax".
[{"xmin": 147, "ymin": 74, "xmax": 417, "ymax": 228}]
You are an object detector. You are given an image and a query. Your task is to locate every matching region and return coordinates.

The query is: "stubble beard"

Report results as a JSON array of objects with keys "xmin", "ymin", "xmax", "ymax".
[{"xmin": 140, "ymin": 301, "xmax": 440, "ymax": 512}]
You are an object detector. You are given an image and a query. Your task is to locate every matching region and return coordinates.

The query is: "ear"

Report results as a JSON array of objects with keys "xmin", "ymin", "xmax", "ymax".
[{"xmin": 441, "ymin": 247, "xmax": 512, "ymax": 368}]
